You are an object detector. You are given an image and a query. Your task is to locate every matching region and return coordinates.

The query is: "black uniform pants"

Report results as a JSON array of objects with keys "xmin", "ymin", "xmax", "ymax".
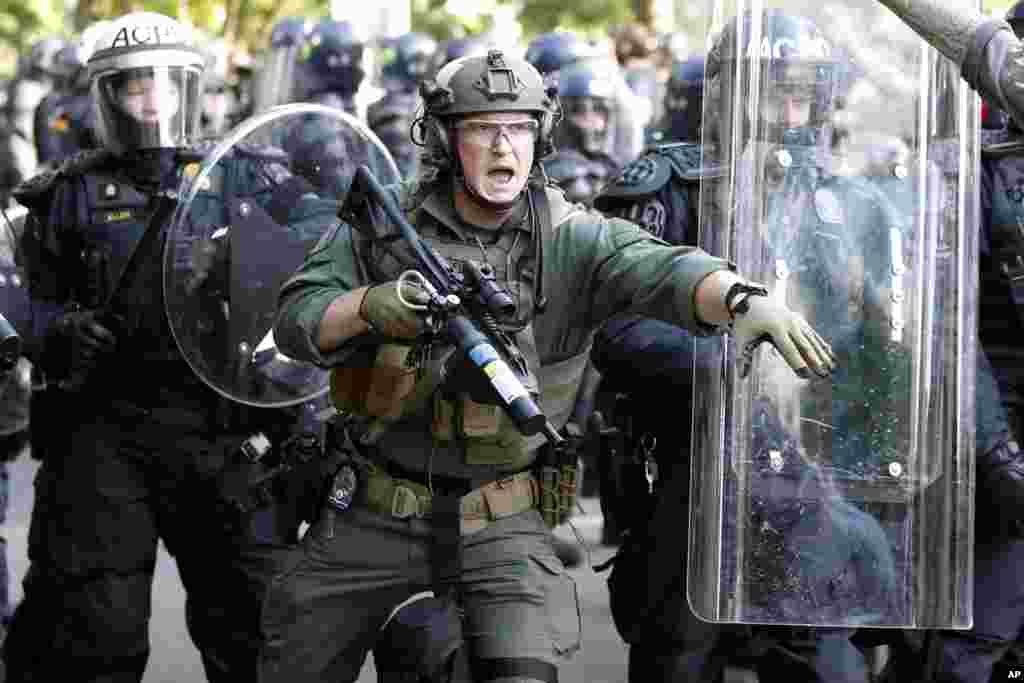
[{"xmin": 2, "ymin": 395, "xmax": 298, "ymax": 683}]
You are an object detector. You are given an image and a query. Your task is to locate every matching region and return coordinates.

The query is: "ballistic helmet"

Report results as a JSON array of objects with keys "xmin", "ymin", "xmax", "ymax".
[{"xmin": 416, "ymin": 49, "xmax": 561, "ymax": 169}]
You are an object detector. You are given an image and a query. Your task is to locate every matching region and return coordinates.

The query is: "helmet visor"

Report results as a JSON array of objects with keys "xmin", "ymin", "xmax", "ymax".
[{"xmin": 94, "ymin": 65, "xmax": 201, "ymax": 153}]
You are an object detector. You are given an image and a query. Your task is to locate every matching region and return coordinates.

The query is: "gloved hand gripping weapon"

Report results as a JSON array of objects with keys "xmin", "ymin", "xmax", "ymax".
[{"xmin": 346, "ymin": 165, "xmax": 564, "ymax": 447}]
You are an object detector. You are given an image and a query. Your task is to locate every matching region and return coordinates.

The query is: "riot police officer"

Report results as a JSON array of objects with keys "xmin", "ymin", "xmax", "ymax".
[
  {"xmin": 268, "ymin": 47, "xmax": 835, "ymax": 683},
  {"xmin": 303, "ymin": 19, "xmax": 367, "ymax": 117},
  {"xmin": 1, "ymin": 13, "xmax": 342, "ymax": 682},
  {"xmin": 593, "ymin": 7, "xmax": 986, "ymax": 680},
  {"xmin": 32, "ymin": 23, "xmax": 107, "ymax": 167},
  {"xmin": 645, "ymin": 54, "xmax": 704, "ymax": 145},
  {"xmin": 369, "ymin": 32, "xmax": 438, "ymax": 179},
  {"xmin": 542, "ymin": 60, "xmax": 620, "ymax": 205}
]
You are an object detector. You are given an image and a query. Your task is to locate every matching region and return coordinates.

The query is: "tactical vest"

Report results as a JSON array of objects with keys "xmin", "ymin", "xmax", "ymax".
[{"xmin": 343, "ymin": 183, "xmax": 592, "ymax": 476}]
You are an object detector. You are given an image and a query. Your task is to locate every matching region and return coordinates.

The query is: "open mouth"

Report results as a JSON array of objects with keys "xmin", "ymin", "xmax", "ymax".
[{"xmin": 488, "ymin": 169, "xmax": 515, "ymax": 184}]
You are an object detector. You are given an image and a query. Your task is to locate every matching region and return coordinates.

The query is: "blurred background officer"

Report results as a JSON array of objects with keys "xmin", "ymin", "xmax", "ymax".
[
  {"xmin": 645, "ymin": 54, "xmax": 704, "ymax": 146},
  {"xmin": 32, "ymin": 22, "xmax": 108, "ymax": 168},
  {"xmin": 368, "ymin": 32, "xmax": 438, "ymax": 179},
  {"xmin": 1, "ymin": 12, "xmax": 339, "ymax": 683},
  {"xmin": 303, "ymin": 19, "xmax": 367, "ymax": 118},
  {"xmin": 524, "ymin": 30, "xmax": 644, "ymax": 170},
  {"xmin": 199, "ymin": 36, "xmax": 236, "ymax": 138},
  {"xmin": 2, "ymin": 37, "xmax": 68, "ymax": 188},
  {"xmin": 542, "ymin": 60, "xmax": 621, "ymax": 206}
]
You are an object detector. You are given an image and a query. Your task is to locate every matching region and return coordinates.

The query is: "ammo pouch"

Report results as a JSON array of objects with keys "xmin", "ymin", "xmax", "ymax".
[
  {"xmin": 330, "ymin": 343, "xmax": 419, "ymax": 420},
  {"xmin": 532, "ymin": 423, "xmax": 584, "ymax": 528}
]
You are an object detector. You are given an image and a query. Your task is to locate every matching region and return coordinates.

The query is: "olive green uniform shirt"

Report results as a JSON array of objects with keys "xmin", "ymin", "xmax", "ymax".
[{"xmin": 274, "ymin": 182, "xmax": 732, "ymax": 479}]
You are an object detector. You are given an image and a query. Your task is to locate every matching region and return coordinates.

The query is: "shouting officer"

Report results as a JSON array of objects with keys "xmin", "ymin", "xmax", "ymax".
[
  {"xmin": 1, "ymin": 12, "xmax": 345, "ymax": 682},
  {"xmin": 268, "ymin": 48, "xmax": 835, "ymax": 683}
]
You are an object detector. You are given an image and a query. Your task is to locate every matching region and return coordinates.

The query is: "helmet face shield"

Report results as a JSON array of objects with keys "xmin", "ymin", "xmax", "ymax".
[{"xmin": 93, "ymin": 65, "xmax": 201, "ymax": 155}]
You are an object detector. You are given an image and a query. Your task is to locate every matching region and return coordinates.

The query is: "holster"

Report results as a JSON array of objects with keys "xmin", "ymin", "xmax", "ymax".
[{"xmin": 592, "ymin": 394, "xmax": 656, "ymax": 542}]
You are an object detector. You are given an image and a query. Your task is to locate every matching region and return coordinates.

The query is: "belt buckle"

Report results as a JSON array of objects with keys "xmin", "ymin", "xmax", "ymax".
[{"xmin": 392, "ymin": 484, "xmax": 422, "ymax": 519}]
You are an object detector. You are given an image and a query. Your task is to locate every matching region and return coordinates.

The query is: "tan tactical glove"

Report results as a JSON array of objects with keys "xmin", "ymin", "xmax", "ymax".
[
  {"xmin": 729, "ymin": 284, "xmax": 837, "ymax": 379},
  {"xmin": 358, "ymin": 280, "xmax": 431, "ymax": 339}
]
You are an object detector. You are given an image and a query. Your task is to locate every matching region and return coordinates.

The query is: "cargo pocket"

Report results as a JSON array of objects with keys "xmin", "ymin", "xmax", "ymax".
[
  {"xmin": 49, "ymin": 457, "xmax": 158, "ymax": 576},
  {"xmin": 531, "ymin": 552, "xmax": 582, "ymax": 657}
]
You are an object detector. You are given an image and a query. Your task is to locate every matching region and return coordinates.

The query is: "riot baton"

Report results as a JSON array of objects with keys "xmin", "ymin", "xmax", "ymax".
[{"xmin": 348, "ymin": 165, "xmax": 563, "ymax": 446}]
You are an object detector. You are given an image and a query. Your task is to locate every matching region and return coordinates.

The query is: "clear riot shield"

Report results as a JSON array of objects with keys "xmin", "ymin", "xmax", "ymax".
[
  {"xmin": 688, "ymin": 1, "xmax": 977, "ymax": 628},
  {"xmin": 165, "ymin": 103, "xmax": 400, "ymax": 407}
]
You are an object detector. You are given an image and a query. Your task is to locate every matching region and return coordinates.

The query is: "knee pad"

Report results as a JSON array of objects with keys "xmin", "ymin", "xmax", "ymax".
[{"xmin": 375, "ymin": 591, "xmax": 466, "ymax": 683}]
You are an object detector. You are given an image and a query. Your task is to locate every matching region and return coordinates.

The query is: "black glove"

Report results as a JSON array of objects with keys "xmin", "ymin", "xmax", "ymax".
[
  {"xmin": 46, "ymin": 309, "xmax": 119, "ymax": 379},
  {"xmin": 978, "ymin": 440, "xmax": 1024, "ymax": 520}
]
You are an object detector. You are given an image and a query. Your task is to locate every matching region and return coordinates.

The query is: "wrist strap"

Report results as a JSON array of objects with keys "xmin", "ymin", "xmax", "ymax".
[{"xmin": 725, "ymin": 281, "xmax": 770, "ymax": 319}]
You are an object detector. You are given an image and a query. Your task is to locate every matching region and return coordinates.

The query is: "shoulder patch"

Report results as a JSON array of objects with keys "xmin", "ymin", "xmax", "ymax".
[{"xmin": 597, "ymin": 154, "xmax": 673, "ymax": 200}]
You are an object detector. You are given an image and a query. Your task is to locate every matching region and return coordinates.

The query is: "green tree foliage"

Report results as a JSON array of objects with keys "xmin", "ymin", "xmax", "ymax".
[
  {"xmin": 411, "ymin": 0, "xmax": 494, "ymax": 40},
  {"xmin": 517, "ymin": 0, "xmax": 632, "ymax": 37},
  {"xmin": 0, "ymin": 0, "xmax": 66, "ymax": 77}
]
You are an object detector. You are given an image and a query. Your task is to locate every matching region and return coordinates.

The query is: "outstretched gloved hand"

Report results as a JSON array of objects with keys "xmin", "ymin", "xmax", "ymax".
[{"xmin": 730, "ymin": 287, "xmax": 836, "ymax": 379}]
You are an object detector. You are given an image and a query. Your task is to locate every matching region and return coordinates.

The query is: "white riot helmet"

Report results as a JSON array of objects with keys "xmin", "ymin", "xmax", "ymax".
[{"xmin": 87, "ymin": 12, "xmax": 204, "ymax": 157}]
